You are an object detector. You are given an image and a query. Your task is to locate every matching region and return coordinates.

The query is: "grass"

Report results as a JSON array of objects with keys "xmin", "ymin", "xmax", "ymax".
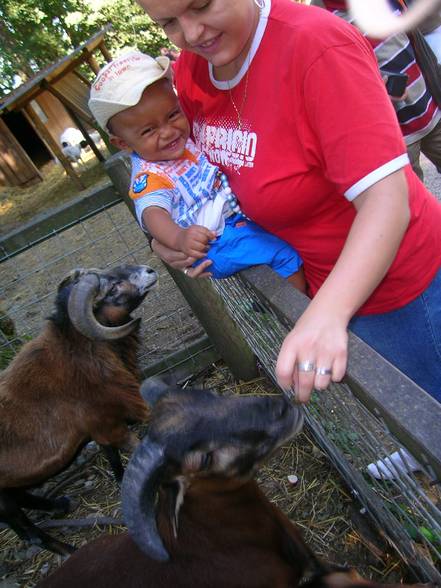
[{"xmin": 0, "ymin": 149, "xmax": 110, "ymax": 238}]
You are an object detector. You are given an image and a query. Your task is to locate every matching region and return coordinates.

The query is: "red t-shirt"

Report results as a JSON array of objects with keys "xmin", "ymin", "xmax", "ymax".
[{"xmin": 175, "ymin": 0, "xmax": 441, "ymax": 315}]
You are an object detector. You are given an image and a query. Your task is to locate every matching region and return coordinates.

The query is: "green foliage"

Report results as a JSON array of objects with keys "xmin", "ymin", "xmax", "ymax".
[
  {"xmin": 0, "ymin": 0, "xmax": 92, "ymax": 92},
  {"xmin": 0, "ymin": 0, "xmax": 170, "ymax": 94},
  {"xmin": 87, "ymin": 0, "xmax": 169, "ymax": 60}
]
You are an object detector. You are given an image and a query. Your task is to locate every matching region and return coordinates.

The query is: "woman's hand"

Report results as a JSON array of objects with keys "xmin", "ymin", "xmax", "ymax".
[
  {"xmin": 276, "ymin": 302, "xmax": 348, "ymax": 403},
  {"xmin": 151, "ymin": 239, "xmax": 213, "ymax": 278}
]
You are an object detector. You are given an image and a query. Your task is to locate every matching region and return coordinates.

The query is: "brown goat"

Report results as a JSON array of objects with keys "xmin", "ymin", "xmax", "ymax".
[
  {"xmin": 36, "ymin": 383, "xmax": 433, "ymax": 588},
  {"xmin": 0, "ymin": 264, "xmax": 158, "ymax": 555}
]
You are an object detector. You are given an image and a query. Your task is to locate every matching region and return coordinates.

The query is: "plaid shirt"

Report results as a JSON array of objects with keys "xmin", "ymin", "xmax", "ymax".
[{"xmin": 129, "ymin": 139, "xmax": 224, "ymax": 230}]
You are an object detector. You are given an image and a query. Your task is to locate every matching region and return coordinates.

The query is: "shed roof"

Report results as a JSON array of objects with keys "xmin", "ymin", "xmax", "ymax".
[{"xmin": 0, "ymin": 25, "xmax": 111, "ymax": 114}]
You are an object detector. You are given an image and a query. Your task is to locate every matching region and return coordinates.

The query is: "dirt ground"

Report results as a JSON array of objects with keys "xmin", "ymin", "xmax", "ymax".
[{"xmin": 0, "ymin": 149, "xmax": 109, "ymax": 238}]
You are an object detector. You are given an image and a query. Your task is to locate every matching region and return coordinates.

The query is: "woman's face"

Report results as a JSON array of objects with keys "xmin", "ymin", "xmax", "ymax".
[{"xmin": 138, "ymin": 0, "xmax": 258, "ymax": 75}]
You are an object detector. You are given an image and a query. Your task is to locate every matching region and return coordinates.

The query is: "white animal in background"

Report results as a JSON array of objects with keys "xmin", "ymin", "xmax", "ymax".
[
  {"xmin": 61, "ymin": 141, "xmax": 85, "ymax": 167},
  {"xmin": 59, "ymin": 127, "xmax": 84, "ymax": 147},
  {"xmin": 59, "ymin": 127, "xmax": 88, "ymax": 168}
]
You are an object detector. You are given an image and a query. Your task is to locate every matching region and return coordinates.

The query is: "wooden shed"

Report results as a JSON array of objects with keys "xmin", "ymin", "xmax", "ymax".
[{"xmin": 0, "ymin": 26, "xmax": 113, "ymax": 189}]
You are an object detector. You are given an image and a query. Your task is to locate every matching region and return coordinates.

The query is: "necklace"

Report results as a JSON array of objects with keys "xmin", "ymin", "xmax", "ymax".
[
  {"xmin": 218, "ymin": 171, "xmax": 241, "ymax": 214},
  {"xmin": 225, "ymin": 3, "xmax": 260, "ymax": 130},
  {"xmin": 227, "ymin": 66, "xmax": 250, "ymax": 131}
]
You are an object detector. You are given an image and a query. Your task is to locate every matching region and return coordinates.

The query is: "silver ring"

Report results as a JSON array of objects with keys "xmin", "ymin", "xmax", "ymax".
[
  {"xmin": 316, "ymin": 367, "xmax": 332, "ymax": 376},
  {"xmin": 297, "ymin": 360, "xmax": 316, "ymax": 373},
  {"xmin": 183, "ymin": 268, "xmax": 189, "ymax": 275}
]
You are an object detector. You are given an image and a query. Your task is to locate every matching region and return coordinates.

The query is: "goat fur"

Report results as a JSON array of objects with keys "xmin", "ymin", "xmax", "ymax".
[
  {"xmin": 36, "ymin": 383, "xmax": 433, "ymax": 588},
  {"xmin": 0, "ymin": 265, "xmax": 156, "ymax": 553},
  {"xmin": 37, "ymin": 476, "xmax": 318, "ymax": 588},
  {"xmin": 0, "ymin": 324, "xmax": 147, "ymax": 488}
]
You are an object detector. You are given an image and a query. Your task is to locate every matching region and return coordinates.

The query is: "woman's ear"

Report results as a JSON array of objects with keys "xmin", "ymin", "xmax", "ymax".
[{"xmin": 110, "ymin": 133, "xmax": 131, "ymax": 152}]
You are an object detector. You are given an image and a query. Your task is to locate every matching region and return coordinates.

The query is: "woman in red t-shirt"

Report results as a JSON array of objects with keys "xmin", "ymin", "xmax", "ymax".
[{"xmin": 137, "ymin": 0, "xmax": 441, "ymax": 404}]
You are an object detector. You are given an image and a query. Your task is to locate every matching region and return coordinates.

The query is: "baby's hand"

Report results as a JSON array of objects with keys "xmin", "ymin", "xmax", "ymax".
[{"xmin": 177, "ymin": 225, "xmax": 216, "ymax": 258}]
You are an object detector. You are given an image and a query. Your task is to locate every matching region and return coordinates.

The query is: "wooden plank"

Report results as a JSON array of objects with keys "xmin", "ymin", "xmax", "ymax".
[
  {"xmin": 23, "ymin": 103, "xmax": 84, "ymax": 190},
  {"xmin": 84, "ymin": 51, "xmax": 101, "ymax": 75},
  {"xmin": 64, "ymin": 106, "xmax": 105, "ymax": 163},
  {"xmin": 0, "ymin": 116, "xmax": 42, "ymax": 187},
  {"xmin": 48, "ymin": 74, "xmax": 95, "ymax": 126},
  {"xmin": 7, "ymin": 58, "xmax": 88, "ymax": 113},
  {"xmin": 240, "ymin": 265, "xmax": 441, "ymax": 481},
  {"xmin": 0, "ymin": 183, "xmax": 118, "ymax": 260},
  {"xmin": 141, "ymin": 335, "xmax": 220, "ymax": 379},
  {"xmin": 34, "ymin": 91, "xmax": 75, "ymax": 146},
  {"xmin": 98, "ymin": 41, "xmax": 112, "ymax": 63},
  {"xmin": 41, "ymin": 79, "xmax": 105, "ymax": 163}
]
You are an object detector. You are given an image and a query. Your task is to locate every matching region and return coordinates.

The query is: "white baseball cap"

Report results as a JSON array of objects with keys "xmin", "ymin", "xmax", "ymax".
[{"xmin": 88, "ymin": 50, "xmax": 172, "ymax": 132}]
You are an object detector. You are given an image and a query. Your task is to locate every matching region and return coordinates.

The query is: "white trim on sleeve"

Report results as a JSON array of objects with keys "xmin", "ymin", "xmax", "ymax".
[{"xmin": 344, "ymin": 154, "xmax": 409, "ymax": 201}]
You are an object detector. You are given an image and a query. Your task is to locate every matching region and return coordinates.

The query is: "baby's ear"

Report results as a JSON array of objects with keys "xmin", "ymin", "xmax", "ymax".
[{"xmin": 110, "ymin": 134, "xmax": 131, "ymax": 152}]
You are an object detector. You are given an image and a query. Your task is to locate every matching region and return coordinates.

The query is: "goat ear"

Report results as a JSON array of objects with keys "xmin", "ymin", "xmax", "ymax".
[{"xmin": 57, "ymin": 268, "xmax": 87, "ymax": 291}]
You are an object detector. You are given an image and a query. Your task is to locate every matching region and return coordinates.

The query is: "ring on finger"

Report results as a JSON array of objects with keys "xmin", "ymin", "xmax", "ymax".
[
  {"xmin": 316, "ymin": 367, "xmax": 332, "ymax": 376},
  {"xmin": 297, "ymin": 360, "xmax": 316, "ymax": 373},
  {"xmin": 183, "ymin": 267, "xmax": 190, "ymax": 276}
]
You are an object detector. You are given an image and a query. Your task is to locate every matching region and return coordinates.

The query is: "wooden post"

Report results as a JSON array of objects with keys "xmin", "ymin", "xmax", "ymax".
[
  {"xmin": 67, "ymin": 108, "xmax": 106, "ymax": 162},
  {"xmin": 104, "ymin": 152, "xmax": 258, "ymax": 381},
  {"xmin": 24, "ymin": 103, "xmax": 84, "ymax": 190},
  {"xmin": 98, "ymin": 41, "xmax": 112, "ymax": 63},
  {"xmin": 84, "ymin": 52, "xmax": 101, "ymax": 75},
  {"xmin": 72, "ymin": 69, "xmax": 92, "ymax": 86}
]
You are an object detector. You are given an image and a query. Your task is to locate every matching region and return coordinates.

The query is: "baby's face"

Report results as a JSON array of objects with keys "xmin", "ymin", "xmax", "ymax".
[{"xmin": 109, "ymin": 79, "xmax": 190, "ymax": 161}]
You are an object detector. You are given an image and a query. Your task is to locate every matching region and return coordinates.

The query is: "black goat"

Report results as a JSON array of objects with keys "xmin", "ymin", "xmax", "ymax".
[
  {"xmin": 37, "ymin": 382, "xmax": 434, "ymax": 588},
  {"xmin": 38, "ymin": 382, "xmax": 320, "ymax": 587}
]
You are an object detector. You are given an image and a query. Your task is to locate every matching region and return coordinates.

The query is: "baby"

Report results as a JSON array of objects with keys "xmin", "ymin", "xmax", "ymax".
[{"xmin": 89, "ymin": 51, "xmax": 306, "ymax": 292}]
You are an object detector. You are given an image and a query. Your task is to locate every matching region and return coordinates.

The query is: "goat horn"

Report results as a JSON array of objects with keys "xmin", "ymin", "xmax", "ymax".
[
  {"xmin": 122, "ymin": 437, "xmax": 170, "ymax": 561},
  {"xmin": 67, "ymin": 273, "xmax": 140, "ymax": 341},
  {"xmin": 348, "ymin": 0, "xmax": 441, "ymax": 37}
]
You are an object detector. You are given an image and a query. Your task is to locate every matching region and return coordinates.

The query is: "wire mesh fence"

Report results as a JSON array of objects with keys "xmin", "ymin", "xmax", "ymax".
[
  {"xmin": 212, "ymin": 275, "xmax": 441, "ymax": 585},
  {"xmin": 1, "ymin": 192, "xmax": 440, "ymax": 584},
  {"xmin": 0, "ymin": 199, "xmax": 206, "ymax": 375}
]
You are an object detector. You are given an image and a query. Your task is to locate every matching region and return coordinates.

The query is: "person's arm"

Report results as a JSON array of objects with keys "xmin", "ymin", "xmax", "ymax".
[
  {"xmin": 143, "ymin": 207, "xmax": 216, "ymax": 259},
  {"xmin": 275, "ymin": 169, "xmax": 410, "ymax": 403}
]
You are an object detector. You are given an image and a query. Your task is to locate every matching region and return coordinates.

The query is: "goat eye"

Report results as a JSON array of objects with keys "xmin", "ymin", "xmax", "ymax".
[{"xmin": 108, "ymin": 282, "xmax": 121, "ymax": 295}]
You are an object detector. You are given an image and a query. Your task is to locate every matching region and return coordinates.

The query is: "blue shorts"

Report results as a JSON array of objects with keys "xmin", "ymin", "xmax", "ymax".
[{"xmin": 194, "ymin": 214, "xmax": 302, "ymax": 280}]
